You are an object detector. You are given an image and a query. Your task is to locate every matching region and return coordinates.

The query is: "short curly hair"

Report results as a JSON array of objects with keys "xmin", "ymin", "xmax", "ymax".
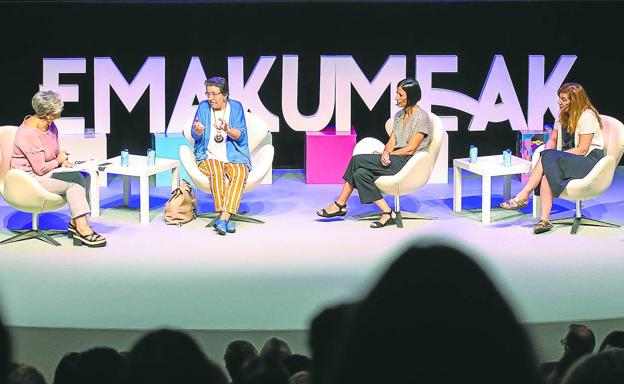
[{"xmin": 32, "ymin": 90, "xmax": 63, "ymax": 117}]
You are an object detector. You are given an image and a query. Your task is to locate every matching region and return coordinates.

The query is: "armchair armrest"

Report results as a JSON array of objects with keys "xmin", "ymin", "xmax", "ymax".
[
  {"xmin": 563, "ymin": 155, "xmax": 616, "ymax": 201},
  {"xmin": 246, "ymin": 144, "xmax": 274, "ymax": 191},
  {"xmin": 179, "ymin": 145, "xmax": 211, "ymax": 193},
  {"xmin": 353, "ymin": 138, "xmax": 384, "ymax": 156},
  {"xmin": 375, "ymin": 152, "xmax": 433, "ymax": 194},
  {"xmin": 2, "ymin": 169, "xmax": 65, "ymax": 213}
]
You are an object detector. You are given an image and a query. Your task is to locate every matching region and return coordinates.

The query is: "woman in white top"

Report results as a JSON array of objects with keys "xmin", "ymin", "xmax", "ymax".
[{"xmin": 500, "ymin": 83, "xmax": 604, "ymax": 234}]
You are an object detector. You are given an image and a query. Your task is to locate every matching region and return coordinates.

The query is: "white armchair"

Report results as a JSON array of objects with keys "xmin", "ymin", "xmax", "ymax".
[
  {"xmin": 352, "ymin": 111, "xmax": 447, "ymax": 228},
  {"xmin": 532, "ymin": 115, "xmax": 624, "ymax": 234},
  {"xmin": 0, "ymin": 125, "xmax": 67, "ymax": 246},
  {"xmin": 179, "ymin": 112, "xmax": 274, "ymax": 225}
]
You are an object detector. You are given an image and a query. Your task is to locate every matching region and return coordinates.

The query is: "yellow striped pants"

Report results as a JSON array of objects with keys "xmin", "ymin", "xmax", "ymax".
[{"xmin": 198, "ymin": 159, "xmax": 249, "ymax": 214}]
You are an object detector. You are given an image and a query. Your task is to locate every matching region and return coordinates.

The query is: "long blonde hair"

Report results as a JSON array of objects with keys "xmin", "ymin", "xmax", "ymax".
[{"xmin": 558, "ymin": 83, "xmax": 601, "ymax": 134}]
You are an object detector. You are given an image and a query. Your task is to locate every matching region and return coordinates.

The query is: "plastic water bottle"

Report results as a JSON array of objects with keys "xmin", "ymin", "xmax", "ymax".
[
  {"xmin": 469, "ymin": 145, "xmax": 478, "ymax": 163},
  {"xmin": 503, "ymin": 149, "xmax": 512, "ymax": 166},
  {"xmin": 121, "ymin": 148, "xmax": 129, "ymax": 167},
  {"xmin": 147, "ymin": 148, "xmax": 156, "ymax": 166}
]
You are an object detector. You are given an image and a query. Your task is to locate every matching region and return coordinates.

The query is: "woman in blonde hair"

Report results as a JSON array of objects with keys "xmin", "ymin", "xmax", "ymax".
[{"xmin": 500, "ymin": 83, "xmax": 604, "ymax": 234}]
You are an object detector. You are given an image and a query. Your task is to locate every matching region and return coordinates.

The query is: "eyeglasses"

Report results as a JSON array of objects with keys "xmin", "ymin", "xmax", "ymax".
[{"xmin": 205, "ymin": 92, "xmax": 223, "ymax": 98}]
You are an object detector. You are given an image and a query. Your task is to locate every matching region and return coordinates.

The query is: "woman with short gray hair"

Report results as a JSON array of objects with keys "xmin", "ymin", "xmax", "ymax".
[{"xmin": 10, "ymin": 90, "xmax": 106, "ymax": 247}]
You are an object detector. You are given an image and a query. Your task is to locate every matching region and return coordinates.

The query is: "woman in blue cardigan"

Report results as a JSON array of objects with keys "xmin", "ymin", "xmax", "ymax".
[{"xmin": 191, "ymin": 77, "xmax": 251, "ymax": 235}]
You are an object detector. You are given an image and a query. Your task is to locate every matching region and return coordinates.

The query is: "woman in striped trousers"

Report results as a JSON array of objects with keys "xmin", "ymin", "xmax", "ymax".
[{"xmin": 191, "ymin": 77, "xmax": 252, "ymax": 235}]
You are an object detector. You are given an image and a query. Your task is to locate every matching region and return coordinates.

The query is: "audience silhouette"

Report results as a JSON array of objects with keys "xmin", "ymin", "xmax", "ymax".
[{"xmin": 325, "ymin": 244, "xmax": 543, "ymax": 384}]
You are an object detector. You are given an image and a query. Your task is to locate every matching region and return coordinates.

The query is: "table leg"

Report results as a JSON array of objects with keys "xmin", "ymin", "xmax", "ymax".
[
  {"xmin": 86, "ymin": 170, "xmax": 100, "ymax": 218},
  {"xmin": 123, "ymin": 175, "xmax": 131, "ymax": 207},
  {"xmin": 140, "ymin": 175, "xmax": 149, "ymax": 224},
  {"xmin": 482, "ymin": 175, "xmax": 491, "ymax": 224},
  {"xmin": 453, "ymin": 166, "xmax": 462, "ymax": 212},
  {"xmin": 171, "ymin": 165, "xmax": 180, "ymax": 191},
  {"xmin": 503, "ymin": 175, "xmax": 511, "ymax": 201}
]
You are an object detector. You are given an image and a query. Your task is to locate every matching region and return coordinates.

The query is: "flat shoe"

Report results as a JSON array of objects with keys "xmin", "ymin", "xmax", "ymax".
[
  {"xmin": 371, "ymin": 211, "xmax": 396, "ymax": 228},
  {"xmin": 214, "ymin": 219, "xmax": 227, "ymax": 235},
  {"xmin": 500, "ymin": 197, "xmax": 528, "ymax": 210},
  {"xmin": 533, "ymin": 219, "xmax": 553, "ymax": 234},
  {"xmin": 317, "ymin": 201, "xmax": 347, "ymax": 218},
  {"xmin": 226, "ymin": 220, "xmax": 236, "ymax": 233}
]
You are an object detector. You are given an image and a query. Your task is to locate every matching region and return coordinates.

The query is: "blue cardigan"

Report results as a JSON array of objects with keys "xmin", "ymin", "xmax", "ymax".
[{"xmin": 191, "ymin": 99, "xmax": 252, "ymax": 171}]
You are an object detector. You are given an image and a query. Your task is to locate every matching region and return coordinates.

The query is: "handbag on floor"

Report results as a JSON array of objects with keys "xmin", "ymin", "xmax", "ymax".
[{"xmin": 163, "ymin": 179, "xmax": 197, "ymax": 226}]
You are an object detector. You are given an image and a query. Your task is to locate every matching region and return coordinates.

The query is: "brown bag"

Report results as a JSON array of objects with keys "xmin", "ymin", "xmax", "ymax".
[{"xmin": 163, "ymin": 179, "xmax": 197, "ymax": 226}]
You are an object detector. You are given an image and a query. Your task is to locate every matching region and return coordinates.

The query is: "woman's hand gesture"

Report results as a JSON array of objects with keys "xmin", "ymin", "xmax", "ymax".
[
  {"xmin": 381, "ymin": 151, "xmax": 391, "ymax": 166},
  {"xmin": 193, "ymin": 117, "xmax": 206, "ymax": 134},
  {"xmin": 56, "ymin": 151, "xmax": 68, "ymax": 166}
]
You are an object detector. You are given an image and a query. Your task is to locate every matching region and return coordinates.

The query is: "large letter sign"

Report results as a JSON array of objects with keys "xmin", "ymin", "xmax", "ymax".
[
  {"xmin": 45, "ymin": 53, "xmax": 575, "ymax": 136},
  {"xmin": 168, "ymin": 56, "xmax": 208, "ymax": 134},
  {"xmin": 528, "ymin": 55, "xmax": 576, "ymax": 130},
  {"xmin": 94, "ymin": 56, "xmax": 165, "ymax": 133},
  {"xmin": 335, "ymin": 55, "xmax": 406, "ymax": 133},
  {"xmin": 41, "ymin": 58, "xmax": 86, "ymax": 134},
  {"xmin": 229, "ymin": 56, "xmax": 280, "ymax": 132},
  {"xmin": 282, "ymin": 55, "xmax": 336, "ymax": 132}
]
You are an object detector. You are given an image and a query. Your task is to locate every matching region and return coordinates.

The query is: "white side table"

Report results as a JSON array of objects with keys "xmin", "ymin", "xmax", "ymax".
[
  {"xmin": 453, "ymin": 155, "xmax": 532, "ymax": 224},
  {"xmin": 99, "ymin": 155, "xmax": 180, "ymax": 224}
]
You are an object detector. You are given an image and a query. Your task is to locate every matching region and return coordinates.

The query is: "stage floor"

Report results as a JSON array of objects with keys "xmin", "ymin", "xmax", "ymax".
[{"xmin": 1, "ymin": 168, "xmax": 623, "ymax": 331}]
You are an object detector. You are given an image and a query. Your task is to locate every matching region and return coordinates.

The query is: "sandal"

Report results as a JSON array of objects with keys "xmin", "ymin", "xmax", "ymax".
[
  {"xmin": 317, "ymin": 201, "xmax": 347, "ymax": 218},
  {"xmin": 533, "ymin": 219, "xmax": 553, "ymax": 234},
  {"xmin": 370, "ymin": 211, "xmax": 396, "ymax": 228},
  {"xmin": 500, "ymin": 197, "xmax": 528, "ymax": 210},
  {"xmin": 67, "ymin": 222, "xmax": 78, "ymax": 238},
  {"xmin": 72, "ymin": 229, "xmax": 107, "ymax": 247}
]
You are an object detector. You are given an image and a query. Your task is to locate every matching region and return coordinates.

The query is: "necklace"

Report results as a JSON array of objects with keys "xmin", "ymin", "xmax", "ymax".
[{"xmin": 211, "ymin": 103, "xmax": 228, "ymax": 143}]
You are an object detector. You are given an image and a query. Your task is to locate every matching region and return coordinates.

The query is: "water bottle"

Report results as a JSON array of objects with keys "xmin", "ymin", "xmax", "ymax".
[
  {"xmin": 121, "ymin": 148, "xmax": 129, "ymax": 167},
  {"xmin": 147, "ymin": 148, "xmax": 156, "ymax": 166},
  {"xmin": 469, "ymin": 145, "xmax": 478, "ymax": 163},
  {"xmin": 503, "ymin": 149, "xmax": 512, "ymax": 167}
]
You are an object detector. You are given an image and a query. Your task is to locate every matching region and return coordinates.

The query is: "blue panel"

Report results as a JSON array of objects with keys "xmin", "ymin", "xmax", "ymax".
[{"xmin": 153, "ymin": 133, "xmax": 192, "ymax": 186}]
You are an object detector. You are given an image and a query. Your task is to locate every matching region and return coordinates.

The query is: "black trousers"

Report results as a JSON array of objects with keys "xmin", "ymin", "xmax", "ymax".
[{"xmin": 343, "ymin": 154, "xmax": 410, "ymax": 204}]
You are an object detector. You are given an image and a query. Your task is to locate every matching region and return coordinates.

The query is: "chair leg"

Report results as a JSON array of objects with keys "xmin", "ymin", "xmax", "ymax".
[
  {"xmin": 355, "ymin": 195, "xmax": 437, "ymax": 228},
  {"xmin": 550, "ymin": 201, "xmax": 620, "ymax": 234},
  {"xmin": 355, "ymin": 210, "xmax": 437, "ymax": 228},
  {"xmin": 1, "ymin": 229, "xmax": 64, "ymax": 246},
  {"xmin": 229, "ymin": 213, "xmax": 265, "ymax": 224},
  {"xmin": 197, "ymin": 211, "xmax": 264, "ymax": 227},
  {"xmin": 355, "ymin": 212, "xmax": 382, "ymax": 221},
  {"xmin": 551, "ymin": 216, "xmax": 620, "ymax": 235}
]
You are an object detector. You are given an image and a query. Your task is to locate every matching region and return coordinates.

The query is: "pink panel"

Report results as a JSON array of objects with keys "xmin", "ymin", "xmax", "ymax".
[{"xmin": 305, "ymin": 127, "xmax": 356, "ymax": 184}]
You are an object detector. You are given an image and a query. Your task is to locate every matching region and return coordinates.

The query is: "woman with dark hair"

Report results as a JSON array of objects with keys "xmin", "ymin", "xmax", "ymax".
[
  {"xmin": 316, "ymin": 78, "xmax": 432, "ymax": 228},
  {"xmin": 191, "ymin": 76, "xmax": 252, "ymax": 236},
  {"xmin": 500, "ymin": 83, "xmax": 604, "ymax": 234},
  {"xmin": 325, "ymin": 243, "xmax": 543, "ymax": 384}
]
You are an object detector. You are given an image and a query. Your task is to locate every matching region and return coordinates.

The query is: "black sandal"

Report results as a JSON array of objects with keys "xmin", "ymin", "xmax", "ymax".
[
  {"xmin": 370, "ymin": 211, "xmax": 396, "ymax": 228},
  {"xmin": 317, "ymin": 201, "xmax": 347, "ymax": 218},
  {"xmin": 67, "ymin": 222, "xmax": 78, "ymax": 238},
  {"xmin": 72, "ymin": 230, "xmax": 107, "ymax": 247}
]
